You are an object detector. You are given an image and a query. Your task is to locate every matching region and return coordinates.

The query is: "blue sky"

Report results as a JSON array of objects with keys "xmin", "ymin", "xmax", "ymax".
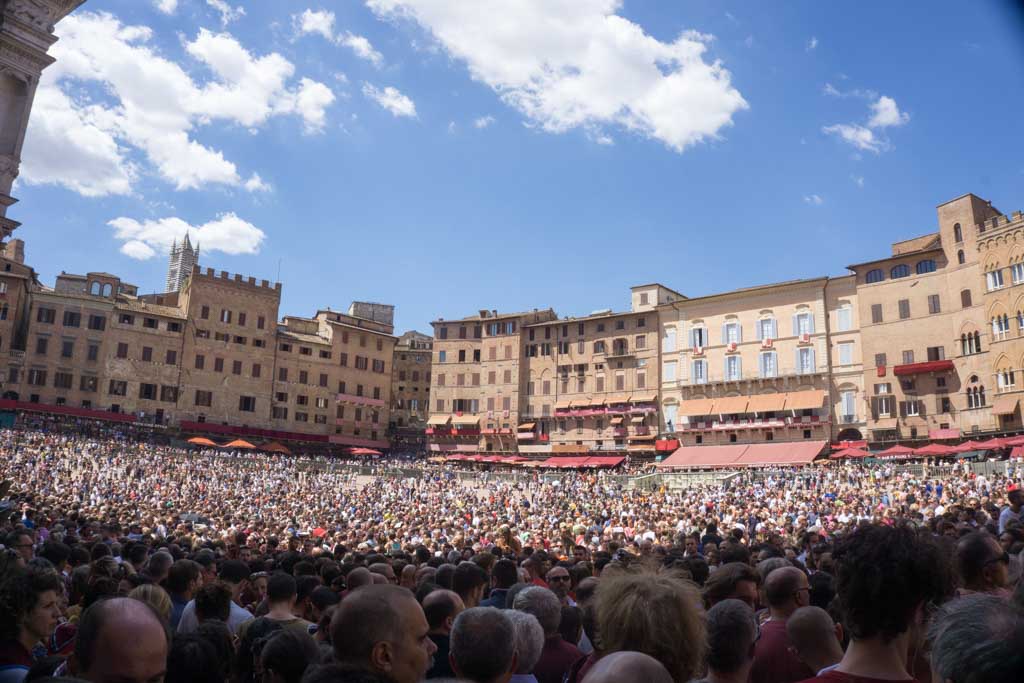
[{"xmin": 14, "ymin": 0, "xmax": 1024, "ymax": 334}]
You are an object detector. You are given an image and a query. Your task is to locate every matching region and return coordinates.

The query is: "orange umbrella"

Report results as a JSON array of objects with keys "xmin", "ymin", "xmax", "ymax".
[
  {"xmin": 223, "ymin": 439, "xmax": 256, "ymax": 449},
  {"xmin": 260, "ymin": 441, "xmax": 292, "ymax": 455},
  {"xmin": 187, "ymin": 437, "xmax": 218, "ymax": 447}
]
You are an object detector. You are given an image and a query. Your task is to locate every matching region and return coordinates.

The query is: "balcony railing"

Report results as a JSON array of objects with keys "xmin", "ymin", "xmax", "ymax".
[{"xmin": 684, "ymin": 366, "xmax": 822, "ymax": 386}]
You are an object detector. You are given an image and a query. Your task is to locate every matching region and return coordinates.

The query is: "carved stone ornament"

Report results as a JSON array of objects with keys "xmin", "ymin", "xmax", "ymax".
[{"xmin": 0, "ymin": 155, "xmax": 20, "ymax": 184}]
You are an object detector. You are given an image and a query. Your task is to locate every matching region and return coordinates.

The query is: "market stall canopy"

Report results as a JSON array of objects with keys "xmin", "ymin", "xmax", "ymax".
[
  {"xmin": 829, "ymin": 447, "xmax": 869, "ymax": 460},
  {"xmin": 877, "ymin": 444, "xmax": 916, "ymax": 457},
  {"xmin": 913, "ymin": 443, "xmax": 957, "ymax": 456},
  {"xmin": 187, "ymin": 437, "xmax": 218, "ymax": 447},
  {"xmin": 427, "ymin": 415, "xmax": 451, "ymax": 426},
  {"xmin": 451, "ymin": 415, "xmax": 481, "ymax": 426},
  {"xmin": 223, "ymin": 439, "xmax": 256, "ymax": 449},
  {"xmin": 260, "ymin": 441, "xmax": 292, "ymax": 454}
]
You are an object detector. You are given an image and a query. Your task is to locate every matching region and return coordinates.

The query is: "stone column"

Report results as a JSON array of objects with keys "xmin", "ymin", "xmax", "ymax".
[{"xmin": 0, "ymin": 0, "xmax": 85, "ymax": 239}]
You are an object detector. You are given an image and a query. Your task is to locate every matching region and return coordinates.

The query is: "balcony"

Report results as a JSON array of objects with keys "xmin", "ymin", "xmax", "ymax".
[
  {"xmin": 684, "ymin": 366, "xmax": 823, "ymax": 387},
  {"xmin": 336, "ymin": 392, "xmax": 385, "ymax": 407},
  {"xmin": 612, "ymin": 427, "xmax": 628, "ymax": 437},
  {"xmin": 892, "ymin": 360, "xmax": 954, "ymax": 376}
]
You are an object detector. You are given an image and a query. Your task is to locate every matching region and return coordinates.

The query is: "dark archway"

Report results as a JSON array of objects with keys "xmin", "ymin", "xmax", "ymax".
[{"xmin": 837, "ymin": 428, "xmax": 863, "ymax": 441}]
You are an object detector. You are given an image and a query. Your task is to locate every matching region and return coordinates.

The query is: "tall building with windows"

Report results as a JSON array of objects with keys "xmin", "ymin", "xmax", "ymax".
[
  {"xmin": 390, "ymin": 331, "xmax": 433, "ymax": 449},
  {"xmin": 166, "ymin": 234, "xmax": 200, "ymax": 292},
  {"xmin": 850, "ymin": 194, "xmax": 998, "ymax": 442},
  {"xmin": 657, "ymin": 277, "xmax": 864, "ymax": 450},
  {"xmin": 975, "ymin": 201, "xmax": 1024, "ymax": 432}
]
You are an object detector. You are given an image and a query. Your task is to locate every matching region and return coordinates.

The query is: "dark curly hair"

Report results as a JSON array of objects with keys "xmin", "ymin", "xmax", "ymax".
[
  {"xmin": 0, "ymin": 567, "xmax": 64, "ymax": 640},
  {"xmin": 833, "ymin": 524, "xmax": 952, "ymax": 643}
]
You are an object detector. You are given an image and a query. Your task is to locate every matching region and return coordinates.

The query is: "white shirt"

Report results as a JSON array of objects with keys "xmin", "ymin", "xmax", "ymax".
[{"xmin": 176, "ymin": 598, "xmax": 253, "ymax": 635}]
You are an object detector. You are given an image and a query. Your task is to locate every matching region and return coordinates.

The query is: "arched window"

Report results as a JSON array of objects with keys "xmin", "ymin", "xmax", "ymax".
[
  {"xmin": 915, "ymin": 260, "xmax": 936, "ymax": 274},
  {"xmin": 865, "ymin": 269, "xmax": 884, "ymax": 284},
  {"xmin": 954, "ymin": 223, "xmax": 963, "ymax": 242},
  {"xmin": 957, "ymin": 250, "xmax": 965, "ymax": 265},
  {"xmin": 89, "ymin": 282, "xmax": 101, "ymax": 296},
  {"xmin": 961, "ymin": 332, "xmax": 982, "ymax": 355},
  {"xmin": 101, "ymin": 283, "xmax": 112, "ymax": 297},
  {"xmin": 890, "ymin": 264, "xmax": 910, "ymax": 279}
]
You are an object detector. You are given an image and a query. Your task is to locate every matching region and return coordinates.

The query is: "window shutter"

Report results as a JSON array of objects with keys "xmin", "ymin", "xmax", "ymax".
[
  {"xmin": 808, "ymin": 313, "xmax": 816, "ymax": 335},
  {"xmin": 721, "ymin": 323, "xmax": 728, "ymax": 345},
  {"xmin": 771, "ymin": 319, "xmax": 778, "ymax": 339},
  {"xmin": 736, "ymin": 356, "xmax": 742, "ymax": 378},
  {"xmin": 792, "ymin": 314, "xmax": 799, "ymax": 336},
  {"xmin": 737, "ymin": 324, "xmax": 743, "ymax": 344},
  {"xmin": 795, "ymin": 348, "xmax": 801, "ymax": 373},
  {"xmin": 871, "ymin": 398, "xmax": 879, "ymax": 420},
  {"xmin": 809, "ymin": 348, "xmax": 816, "ymax": 372},
  {"xmin": 689, "ymin": 328, "xmax": 695, "ymax": 348},
  {"xmin": 757, "ymin": 321, "xmax": 763, "ymax": 342},
  {"xmin": 691, "ymin": 360, "xmax": 697, "ymax": 380}
]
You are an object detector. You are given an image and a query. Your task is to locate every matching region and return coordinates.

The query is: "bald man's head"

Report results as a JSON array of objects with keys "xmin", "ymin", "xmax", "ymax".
[
  {"xmin": 584, "ymin": 651, "xmax": 674, "ymax": 683},
  {"xmin": 764, "ymin": 566, "xmax": 809, "ymax": 614},
  {"xmin": 74, "ymin": 597, "xmax": 169, "ymax": 683},
  {"xmin": 787, "ymin": 606, "xmax": 844, "ymax": 673},
  {"xmin": 347, "ymin": 567, "xmax": 373, "ymax": 591},
  {"xmin": 422, "ymin": 589, "xmax": 465, "ymax": 634}
]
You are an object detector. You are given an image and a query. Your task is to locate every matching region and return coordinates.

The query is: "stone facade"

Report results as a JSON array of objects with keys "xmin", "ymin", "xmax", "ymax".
[
  {"xmin": 0, "ymin": 258, "xmax": 396, "ymax": 449},
  {"xmin": 659, "ymin": 277, "xmax": 865, "ymax": 447},
  {"xmin": 389, "ymin": 330, "xmax": 432, "ymax": 444},
  {"xmin": 850, "ymin": 194, "xmax": 1000, "ymax": 442},
  {"xmin": 0, "ymin": 1, "xmax": 86, "ymax": 237}
]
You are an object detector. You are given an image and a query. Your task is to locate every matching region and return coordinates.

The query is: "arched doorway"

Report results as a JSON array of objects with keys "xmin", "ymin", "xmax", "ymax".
[{"xmin": 836, "ymin": 428, "xmax": 862, "ymax": 441}]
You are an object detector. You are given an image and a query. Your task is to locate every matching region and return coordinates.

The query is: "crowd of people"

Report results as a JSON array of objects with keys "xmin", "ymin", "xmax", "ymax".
[{"xmin": 1, "ymin": 424, "xmax": 1024, "ymax": 682}]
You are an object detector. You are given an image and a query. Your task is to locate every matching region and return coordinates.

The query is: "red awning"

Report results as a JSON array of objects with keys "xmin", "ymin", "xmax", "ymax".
[
  {"xmin": 733, "ymin": 441, "xmax": 827, "ymax": 466},
  {"xmin": 0, "ymin": 399, "xmax": 138, "ymax": 423},
  {"xmin": 893, "ymin": 360, "xmax": 955, "ymax": 376},
  {"xmin": 655, "ymin": 439, "xmax": 680, "ymax": 452},
  {"xmin": 913, "ymin": 443, "xmax": 957, "ymax": 456},
  {"xmin": 831, "ymin": 440, "xmax": 868, "ymax": 450},
  {"xmin": 1012, "ymin": 446, "xmax": 1024, "ymax": 458},
  {"xmin": 928, "ymin": 429, "xmax": 961, "ymax": 440},
  {"xmin": 657, "ymin": 445, "xmax": 750, "ymax": 469},
  {"xmin": 584, "ymin": 456, "xmax": 626, "ymax": 468},
  {"xmin": 830, "ymin": 447, "xmax": 869, "ymax": 460},
  {"xmin": 877, "ymin": 444, "xmax": 916, "ymax": 456}
]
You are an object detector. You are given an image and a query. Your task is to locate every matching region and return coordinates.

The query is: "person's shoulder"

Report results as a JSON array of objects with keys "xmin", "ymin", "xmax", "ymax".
[{"xmin": 795, "ymin": 673, "xmax": 913, "ymax": 683}]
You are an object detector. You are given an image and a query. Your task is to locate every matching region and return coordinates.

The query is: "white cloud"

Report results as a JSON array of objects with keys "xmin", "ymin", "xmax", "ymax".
[
  {"xmin": 822, "ymin": 123, "xmax": 884, "ymax": 153},
  {"xmin": 340, "ymin": 32, "xmax": 384, "ymax": 66},
  {"xmin": 244, "ymin": 173, "xmax": 271, "ymax": 192},
  {"xmin": 205, "ymin": 0, "xmax": 246, "ymax": 27},
  {"xmin": 807, "ymin": 36, "xmax": 818, "ymax": 51},
  {"xmin": 803, "ymin": 194, "xmax": 824, "ymax": 206},
  {"xmin": 109, "ymin": 213, "xmax": 266, "ymax": 260},
  {"xmin": 367, "ymin": 0, "xmax": 748, "ymax": 153},
  {"xmin": 867, "ymin": 95, "xmax": 909, "ymax": 128},
  {"xmin": 294, "ymin": 9, "xmax": 384, "ymax": 66},
  {"xmin": 362, "ymin": 82, "xmax": 417, "ymax": 118},
  {"xmin": 120, "ymin": 240, "xmax": 157, "ymax": 260},
  {"xmin": 852, "ymin": 175, "xmax": 864, "ymax": 188},
  {"xmin": 295, "ymin": 8, "xmax": 335, "ymax": 40},
  {"xmin": 22, "ymin": 12, "xmax": 334, "ymax": 196},
  {"xmin": 822, "ymin": 89, "xmax": 907, "ymax": 154},
  {"xmin": 20, "ymin": 84, "xmax": 135, "ymax": 197},
  {"xmin": 473, "ymin": 115, "xmax": 495, "ymax": 129},
  {"xmin": 744, "ymin": 35, "xmax": 754, "ymax": 48},
  {"xmin": 154, "ymin": 0, "xmax": 178, "ymax": 14},
  {"xmin": 447, "ymin": 120, "xmax": 456, "ymax": 134}
]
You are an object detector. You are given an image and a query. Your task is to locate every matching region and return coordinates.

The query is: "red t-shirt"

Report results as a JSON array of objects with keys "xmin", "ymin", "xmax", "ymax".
[{"xmin": 750, "ymin": 619, "xmax": 814, "ymax": 683}]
